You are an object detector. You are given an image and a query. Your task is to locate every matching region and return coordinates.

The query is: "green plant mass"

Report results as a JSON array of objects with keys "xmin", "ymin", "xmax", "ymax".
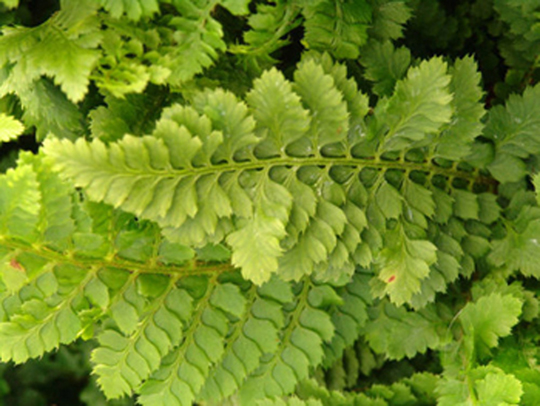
[{"xmin": 0, "ymin": 0, "xmax": 540, "ymax": 405}]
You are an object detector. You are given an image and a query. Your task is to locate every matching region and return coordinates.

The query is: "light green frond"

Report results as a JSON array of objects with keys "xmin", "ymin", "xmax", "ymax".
[
  {"xmin": 0, "ymin": 261, "xmax": 89, "ymax": 363},
  {"xmin": 44, "ymin": 57, "xmax": 494, "ymax": 299},
  {"xmin": 192, "ymin": 88, "xmax": 257, "ymax": 162},
  {"xmin": 459, "ymin": 293, "xmax": 522, "ymax": 358},
  {"xmin": 18, "ymin": 153, "xmax": 75, "ymax": 250},
  {"xmin": 1, "ymin": 2, "xmax": 540, "ymax": 405},
  {"xmin": 374, "ymin": 225, "xmax": 437, "ymax": 305},
  {"xmin": 0, "ymin": 112, "xmax": 23, "ymax": 143},
  {"xmin": 307, "ymin": 52, "xmax": 369, "ymax": 122},
  {"xmin": 0, "ymin": 164, "xmax": 40, "ymax": 240},
  {"xmin": 92, "ymin": 278, "xmax": 193, "ymax": 398},
  {"xmin": 137, "ymin": 277, "xmax": 247, "ymax": 406},
  {"xmin": 0, "ymin": 0, "xmax": 100, "ymax": 102},
  {"xmin": 228, "ymin": 174, "xmax": 293, "ymax": 283},
  {"xmin": 247, "ymin": 68, "xmax": 311, "ymax": 152}
]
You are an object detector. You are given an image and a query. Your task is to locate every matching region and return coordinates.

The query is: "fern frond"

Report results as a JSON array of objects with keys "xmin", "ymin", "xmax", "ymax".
[
  {"xmin": 44, "ymin": 57, "xmax": 494, "ymax": 303},
  {"xmin": 237, "ymin": 280, "xmax": 338, "ymax": 404},
  {"xmin": 136, "ymin": 277, "xmax": 248, "ymax": 406},
  {"xmin": 435, "ymin": 56, "xmax": 485, "ymax": 160},
  {"xmin": 437, "ymin": 366, "xmax": 523, "ymax": 405},
  {"xmin": 0, "ymin": 163, "xmax": 40, "ymax": 241},
  {"xmin": 91, "ymin": 277, "xmax": 193, "ymax": 398},
  {"xmin": 493, "ymin": 0, "xmax": 540, "ymax": 70},
  {"xmin": 322, "ymin": 273, "xmax": 372, "ymax": 367},
  {"xmin": 0, "ymin": 156, "xmax": 352, "ymax": 403},
  {"xmin": 18, "ymin": 78, "xmax": 85, "ymax": 141},
  {"xmin": 155, "ymin": 1, "xmax": 227, "ymax": 86},
  {"xmin": 198, "ymin": 278, "xmax": 293, "ymax": 403}
]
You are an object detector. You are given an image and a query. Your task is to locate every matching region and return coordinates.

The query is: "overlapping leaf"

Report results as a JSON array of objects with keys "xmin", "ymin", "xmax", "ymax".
[
  {"xmin": 302, "ymin": 0, "xmax": 372, "ymax": 59},
  {"xmin": 484, "ymin": 83, "xmax": 540, "ymax": 183}
]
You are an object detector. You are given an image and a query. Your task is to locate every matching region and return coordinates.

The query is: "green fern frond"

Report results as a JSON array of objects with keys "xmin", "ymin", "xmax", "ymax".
[
  {"xmin": 44, "ymin": 56, "xmax": 494, "ymax": 303},
  {"xmin": 198, "ymin": 278, "xmax": 293, "ymax": 403},
  {"xmin": 236, "ymin": 280, "xmax": 338, "ymax": 404},
  {"xmin": 0, "ymin": 153, "xmax": 367, "ymax": 403}
]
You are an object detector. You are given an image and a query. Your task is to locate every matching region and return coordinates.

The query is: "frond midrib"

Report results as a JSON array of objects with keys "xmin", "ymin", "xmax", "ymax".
[
  {"xmin": 0, "ymin": 238, "xmax": 235, "ymax": 277},
  {"xmin": 109, "ymin": 154, "xmax": 491, "ymax": 187}
]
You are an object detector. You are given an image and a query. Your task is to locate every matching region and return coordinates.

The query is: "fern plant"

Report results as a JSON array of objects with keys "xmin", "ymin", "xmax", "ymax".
[{"xmin": 1, "ymin": 0, "xmax": 540, "ymax": 405}]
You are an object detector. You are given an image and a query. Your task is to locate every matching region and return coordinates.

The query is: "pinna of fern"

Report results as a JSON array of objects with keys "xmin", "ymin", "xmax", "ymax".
[{"xmin": 0, "ymin": 48, "xmax": 539, "ymax": 405}]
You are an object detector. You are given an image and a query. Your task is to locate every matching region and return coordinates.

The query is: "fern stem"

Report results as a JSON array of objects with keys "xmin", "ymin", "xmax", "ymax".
[
  {"xmin": 0, "ymin": 238, "xmax": 235, "ymax": 277},
  {"xmin": 106, "ymin": 155, "xmax": 492, "ymax": 187}
]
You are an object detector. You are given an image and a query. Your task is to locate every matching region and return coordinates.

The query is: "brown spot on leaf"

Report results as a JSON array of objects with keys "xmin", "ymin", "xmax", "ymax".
[
  {"xmin": 10, "ymin": 258, "xmax": 24, "ymax": 272},
  {"xmin": 387, "ymin": 275, "xmax": 396, "ymax": 283}
]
